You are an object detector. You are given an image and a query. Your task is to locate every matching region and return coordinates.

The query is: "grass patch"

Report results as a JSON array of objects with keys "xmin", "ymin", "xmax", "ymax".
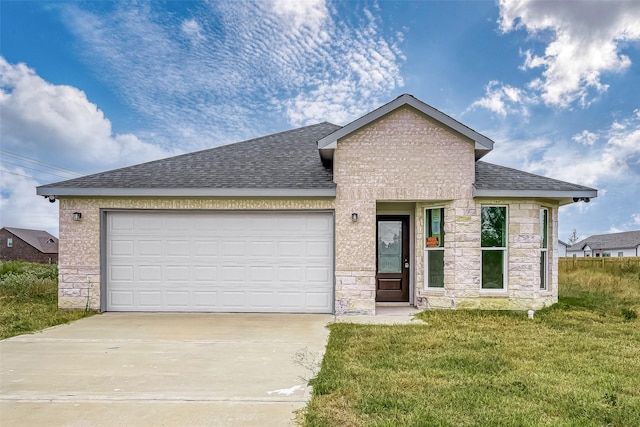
[
  {"xmin": 303, "ymin": 264, "xmax": 640, "ymax": 426},
  {"xmin": 0, "ymin": 261, "xmax": 95, "ymax": 339}
]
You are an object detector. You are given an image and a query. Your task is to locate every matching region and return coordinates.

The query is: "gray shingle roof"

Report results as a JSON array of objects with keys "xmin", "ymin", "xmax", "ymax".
[
  {"xmin": 569, "ymin": 230, "xmax": 640, "ymax": 251},
  {"xmin": 38, "ymin": 122, "xmax": 340, "ymax": 194},
  {"xmin": 474, "ymin": 161, "xmax": 595, "ymax": 193},
  {"xmin": 3, "ymin": 227, "xmax": 58, "ymax": 254},
  {"xmin": 37, "ymin": 121, "xmax": 596, "ymax": 202}
]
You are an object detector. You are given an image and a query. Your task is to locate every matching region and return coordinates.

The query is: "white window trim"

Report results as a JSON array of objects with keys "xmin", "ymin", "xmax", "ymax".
[
  {"xmin": 424, "ymin": 207, "xmax": 445, "ymax": 290},
  {"xmin": 7, "ymin": 237, "xmax": 13, "ymax": 248},
  {"xmin": 540, "ymin": 207, "xmax": 549, "ymax": 291},
  {"xmin": 480, "ymin": 205, "xmax": 508, "ymax": 292}
]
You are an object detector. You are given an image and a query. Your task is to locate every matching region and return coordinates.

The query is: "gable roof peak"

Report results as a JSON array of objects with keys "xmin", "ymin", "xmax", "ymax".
[{"xmin": 317, "ymin": 94, "xmax": 494, "ymax": 160}]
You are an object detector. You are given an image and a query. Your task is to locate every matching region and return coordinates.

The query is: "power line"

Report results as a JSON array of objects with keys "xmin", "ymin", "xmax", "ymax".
[
  {"xmin": 0, "ymin": 159, "xmax": 75, "ymax": 180},
  {"xmin": 0, "ymin": 169, "xmax": 41, "ymax": 180},
  {"xmin": 0, "ymin": 150, "xmax": 84, "ymax": 176}
]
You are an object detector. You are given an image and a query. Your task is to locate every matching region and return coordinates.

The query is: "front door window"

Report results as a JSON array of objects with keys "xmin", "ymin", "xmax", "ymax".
[{"xmin": 377, "ymin": 221, "xmax": 402, "ymax": 273}]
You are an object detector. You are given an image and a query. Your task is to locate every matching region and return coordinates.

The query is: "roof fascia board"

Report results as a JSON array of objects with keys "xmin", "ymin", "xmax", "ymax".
[
  {"xmin": 36, "ymin": 187, "xmax": 336, "ymax": 197},
  {"xmin": 317, "ymin": 94, "xmax": 495, "ymax": 151},
  {"xmin": 473, "ymin": 189, "xmax": 598, "ymax": 199}
]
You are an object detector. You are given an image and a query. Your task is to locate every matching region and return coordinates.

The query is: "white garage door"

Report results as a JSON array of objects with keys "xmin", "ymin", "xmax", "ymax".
[{"xmin": 106, "ymin": 211, "xmax": 334, "ymax": 313}]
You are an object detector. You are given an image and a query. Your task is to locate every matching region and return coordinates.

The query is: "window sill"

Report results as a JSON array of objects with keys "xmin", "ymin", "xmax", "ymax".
[{"xmin": 479, "ymin": 289, "xmax": 509, "ymax": 297}]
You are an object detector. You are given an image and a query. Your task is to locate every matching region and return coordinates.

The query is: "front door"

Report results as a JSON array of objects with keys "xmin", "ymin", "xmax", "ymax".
[{"xmin": 376, "ymin": 215, "xmax": 410, "ymax": 302}]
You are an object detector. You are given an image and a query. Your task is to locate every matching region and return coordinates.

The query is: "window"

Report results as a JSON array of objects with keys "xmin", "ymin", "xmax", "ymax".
[
  {"xmin": 7, "ymin": 237, "xmax": 12, "ymax": 248},
  {"xmin": 481, "ymin": 206, "xmax": 507, "ymax": 289},
  {"xmin": 425, "ymin": 208, "xmax": 445, "ymax": 288},
  {"xmin": 540, "ymin": 208, "xmax": 548, "ymax": 290},
  {"xmin": 618, "ymin": 252, "xmax": 624, "ymax": 257}
]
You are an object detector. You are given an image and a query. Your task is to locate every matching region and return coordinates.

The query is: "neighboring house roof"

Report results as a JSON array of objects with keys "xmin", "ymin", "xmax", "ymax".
[
  {"xmin": 37, "ymin": 122, "xmax": 341, "ymax": 198},
  {"xmin": 3, "ymin": 227, "xmax": 59, "ymax": 254},
  {"xmin": 317, "ymin": 93, "xmax": 494, "ymax": 160},
  {"xmin": 558, "ymin": 240, "xmax": 568, "ymax": 247},
  {"xmin": 473, "ymin": 161, "xmax": 597, "ymax": 205},
  {"xmin": 568, "ymin": 230, "xmax": 640, "ymax": 251}
]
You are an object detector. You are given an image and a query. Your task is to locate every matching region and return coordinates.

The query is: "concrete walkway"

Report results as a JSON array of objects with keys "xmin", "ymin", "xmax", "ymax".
[
  {"xmin": 335, "ymin": 305, "xmax": 424, "ymax": 324},
  {"xmin": 0, "ymin": 313, "xmax": 332, "ymax": 427}
]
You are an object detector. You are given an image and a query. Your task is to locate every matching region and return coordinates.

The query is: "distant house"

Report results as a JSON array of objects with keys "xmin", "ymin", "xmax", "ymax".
[
  {"xmin": 558, "ymin": 240, "xmax": 568, "ymax": 257},
  {"xmin": 0, "ymin": 227, "xmax": 59, "ymax": 264},
  {"xmin": 566, "ymin": 230, "xmax": 640, "ymax": 258}
]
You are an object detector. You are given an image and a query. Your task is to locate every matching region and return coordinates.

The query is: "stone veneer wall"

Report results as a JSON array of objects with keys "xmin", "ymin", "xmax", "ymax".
[
  {"xmin": 415, "ymin": 199, "xmax": 559, "ymax": 311},
  {"xmin": 332, "ymin": 106, "xmax": 476, "ymax": 314},
  {"xmin": 58, "ymin": 197, "xmax": 334, "ymax": 310}
]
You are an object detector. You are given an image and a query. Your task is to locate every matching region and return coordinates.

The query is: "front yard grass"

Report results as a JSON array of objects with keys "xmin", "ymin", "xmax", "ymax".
[
  {"xmin": 303, "ymin": 263, "xmax": 640, "ymax": 426},
  {"xmin": 0, "ymin": 261, "xmax": 95, "ymax": 339}
]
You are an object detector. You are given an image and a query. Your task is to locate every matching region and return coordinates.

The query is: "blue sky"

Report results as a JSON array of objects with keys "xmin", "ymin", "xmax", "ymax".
[{"xmin": 1, "ymin": 0, "xmax": 639, "ymax": 242}]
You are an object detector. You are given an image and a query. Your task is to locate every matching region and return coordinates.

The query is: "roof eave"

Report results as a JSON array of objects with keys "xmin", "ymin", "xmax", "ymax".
[
  {"xmin": 36, "ymin": 187, "xmax": 337, "ymax": 198},
  {"xmin": 317, "ymin": 94, "xmax": 494, "ymax": 153},
  {"xmin": 473, "ymin": 189, "xmax": 598, "ymax": 206}
]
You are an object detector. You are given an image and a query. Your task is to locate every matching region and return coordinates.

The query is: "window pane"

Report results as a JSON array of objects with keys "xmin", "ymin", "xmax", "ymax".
[
  {"xmin": 482, "ymin": 250, "xmax": 504, "ymax": 289},
  {"xmin": 540, "ymin": 251, "xmax": 547, "ymax": 289},
  {"xmin": 378, "ymin": 221, "xmax": 402, "ymax": 273},
  {"xmin": 540, "ymin": 209, "xmax": 548, "ymax": 248},
  {"xmin": 428, "ymin": 250, "xmax": 444, "ymax": 288},
  {"xmin": 481, "ymin": 207, "xmax": 506, "ymax": 247},
  {"xmin": 426, "ymin": 208, "xmax": 444, "ymax": 247}
]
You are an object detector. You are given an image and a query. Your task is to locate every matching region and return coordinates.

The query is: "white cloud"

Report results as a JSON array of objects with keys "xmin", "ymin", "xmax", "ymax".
[
  {"xmin": 181, "ymin": 19, "xmax": 205, "ymax": 42},
  {"xmin": 57, "ymin": 0, "xmax": 404, "ymax": 142},
  {"xmin": 469, "ymin": 81, "xmax": 529, "ymax": 117},
  {"xmin": 0, "ymin": 57, "xmax": 179, "ymax": 235},
  {"xmin": 270, "ymin": 0, "xmax": 329, "ymax": 33},
  {"xmin": 572, "ymin": 130, "xmax": 597, "ymax": 146},
  {"xmin": 498, "ymin": 0, "xmax": 640, "ymax": 108},
  {"xmin": 0, "ymin": 57, "xmax": 177, "ymax": 171},
  {"xmin": 0, "ymin": 169, "xmax": 58, "ymax": 235},
  {"xmin": 524, "ymin": 112, "xmax": 640, "ymax": 187},
  {"xmin": 631, "ymin": 214, "xmax": 640, "ymax": 226}
]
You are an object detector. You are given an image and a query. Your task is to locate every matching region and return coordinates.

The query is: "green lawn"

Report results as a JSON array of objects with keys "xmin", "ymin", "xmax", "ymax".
[
  {"xmin": 0, "ymin": 261, "xmax": 95, "ymax": 339},
  {"xmin": 303, "ymin": 263, "xmax": 640, "ymax": 426}
]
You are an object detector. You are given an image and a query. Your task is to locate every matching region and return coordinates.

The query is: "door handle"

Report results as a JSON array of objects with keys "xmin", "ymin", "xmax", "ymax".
[{"xmin": 404, "ymin": 259, "xmax": 409, "ymax": 269}]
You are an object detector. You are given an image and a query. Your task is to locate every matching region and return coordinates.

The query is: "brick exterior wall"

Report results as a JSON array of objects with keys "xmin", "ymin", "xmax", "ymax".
[
  {"xmin": 57, "ymin": 198, "xmax": 334, "ymax": 310},
  {"xmin": 0, "ymin": 229, "xmax": 58, "ymax": 264},
  {"xmin": 333, "ymin": 106, "xmax": 476, "ymax": 314}
]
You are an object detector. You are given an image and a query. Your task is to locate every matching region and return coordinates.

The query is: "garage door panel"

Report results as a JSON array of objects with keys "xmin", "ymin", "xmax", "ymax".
[
  {"xmin": 138, "ymin": 266, "xmax": 162, "ymax": 281},
  {"xmin": 107, "ymin": 211, "xmax": 333, "ymax": 313},
  {"xmin": 138, "ymin": 240, "xmax": 162, "ymax": 256},
  {"xmin": 166, "ymin": 240, "xmax": 190, "ymax": 256},
  {"xmin": 193, "ymin": 266, "xmax": 217, "ymax": 281},
  {"xmin": 306, "ymin": 292, "xmax": 331, "ymax": 308},
  {"xmin": 307, "ymin": 241, "xmax": 331, "ymax": 257},
  {"xmin": 193, "ymin": 241, "xmax": 218, "ymax": 256},
  {"xmin": 221, "ymin": 241, "xmax": 246, "ymax": 256},
  {"xmin": 166, "ymin": 291, "xmax": 189, "ymax": 307},
  {"xmin": 138, "ymin": 291, "xmax": 162, "ymax": 307},
  {"xmin": 166, "ymin": 266, "xmax": 190, "ymax": 281}
]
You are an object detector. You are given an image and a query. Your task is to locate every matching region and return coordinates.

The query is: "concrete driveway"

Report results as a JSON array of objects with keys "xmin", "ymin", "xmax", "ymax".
[{"xmin": 0, "ymin": 313, "xmax": 333, "ymax": 426}]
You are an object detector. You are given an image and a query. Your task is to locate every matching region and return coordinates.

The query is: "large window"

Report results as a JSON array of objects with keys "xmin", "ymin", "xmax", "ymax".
[
  {"xmin": 481, "ymin": 206, "xmax": 507, "ymax": 289},
  {"xmin": 425, "ymin": 208, "xmax": 444, "ymax": 288},
  {"xmin": 540, "ymin": 208, "xmax": 548, "ymax": 290}
]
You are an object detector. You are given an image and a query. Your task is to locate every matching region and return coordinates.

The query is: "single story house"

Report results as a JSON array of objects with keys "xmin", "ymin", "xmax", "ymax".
[
  {"xmin": 567, "ymin": 230, "xmax": 640, "ymax": 258},
  {"xmin": 37, "ymin": 94, "xmax": 597, "ymax": 315},
  {"xmin": 0, "ymin": 227, "xmax": 59, "ymax": 264}
]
